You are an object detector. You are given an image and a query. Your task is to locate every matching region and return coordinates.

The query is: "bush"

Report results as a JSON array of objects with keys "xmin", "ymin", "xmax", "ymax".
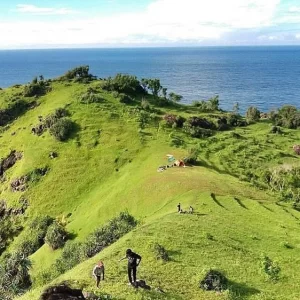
[
  {"xmin": 163, "ymin": 114, "xmax": 186, "ymax": 128},
  {"xmin": 0, "ymin": 250, "xmax": 32, "ymax": 298},
  {"xmin": 102, "ymin": 74, "xmax": 144, "ymax": 95},
  {"xmin": 23, "ymin": 77, "xmax": 51, "ymax": 97},
  {"xmin": 54, "ymin": 242, "xmax": 85, "ymax": 274},
  {"xmin": 246, "ymin": 106, "xmax": 261, "ymax": 123},
  {"xmin": 152, "ymin": 243, "xmax": 169, "ymax": 261},
  {"xmin": 183, "ymin": 123, "xmax": 213, "ymax": 138},
  {"xmin": 61, "ymin": 66, "xmax": 95, "ymax": 82},
  {"xmin": 0, "ymin": 100, "xmax": 30, "ymax": 126},
  {"xmin": 29, "ymin": 215, "xmax": 53, "ymax": 244},
  {"xmin": 200, "ymin": 269, "xmax": 227, "ymax": 291},
  {"xmin": 270, "ymin": 106, "xmax": 300, "ymax": 129},
  {"xmin": 119, "ymin": 93, "xmax": 133, "ymax": 104},
  {"xmin": 261, "ymin": 255, "xmax": 280, "ymax": 281},
  {"xmin": 49, "ymin": 118, "xmax": 74, "ymax": 141},
  {"xmin": 45, "ymin": 222, "xmax": 68, "ymax": 250},
  {"xmin": 185, "ymin": 148, "xmax": 200, "ymax": 165},
  {"xmin": 83, "ymin": 212, "xmax": 137, "ymax": 258}
]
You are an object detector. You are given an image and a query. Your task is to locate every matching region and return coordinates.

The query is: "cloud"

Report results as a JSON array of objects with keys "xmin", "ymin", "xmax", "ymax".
[
  {"xmin": 0, "ymin": 0, "xmax": 284, "ymax": 48},
  {"xmin": 16, "ymin": 4, "xmax": 76, "ymax": 15},
  {"xmin": 288, "ymin": 6, "xmax": 300, "ymax": 13}
]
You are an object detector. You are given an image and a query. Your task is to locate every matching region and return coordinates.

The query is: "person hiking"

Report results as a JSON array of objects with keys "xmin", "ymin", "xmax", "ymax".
[
  {"xmin": 177, "ymin": 203, "xmax": 181, "ymax": 213},
  {"xmin": 119, "ymin": 249, "xmax": 142, "ymax": 285},
  {"xmin": 92, "ymin": 261, "xmax": 105, "ymax": 288},
  {"xmin": 189, "ymin": 205, "xmax": 194, "ymax": 214}
]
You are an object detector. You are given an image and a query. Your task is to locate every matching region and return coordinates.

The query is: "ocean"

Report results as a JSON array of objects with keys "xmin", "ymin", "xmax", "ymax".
[{"xmin": 0, "ymin": 46, "xmax": 299, "ymax": 112}]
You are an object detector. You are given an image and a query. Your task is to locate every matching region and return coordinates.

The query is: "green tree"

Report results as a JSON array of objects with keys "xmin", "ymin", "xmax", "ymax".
[
  {"xmin": 169, "ymin": 92, "xmax": 183, "ymax": 102},
  {"xmin": 246, "ymin": 106, "xmax": 261, "ymax": 123}
]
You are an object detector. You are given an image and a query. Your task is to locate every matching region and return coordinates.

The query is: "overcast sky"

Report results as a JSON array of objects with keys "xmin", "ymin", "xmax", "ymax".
[{"xmin": 1, "ymin": 0, "xmax": 300, "ymax": 49}]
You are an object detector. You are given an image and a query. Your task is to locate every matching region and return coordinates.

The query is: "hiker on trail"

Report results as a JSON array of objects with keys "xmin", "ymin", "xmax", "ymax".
[
  {"xmin": 119, "ymin": 249, "xmax": 142, "ymax": 285},
  {"xmin": 189, "ymin": 206, "xmax": 194, "ymax": 214},
  {"xmin": 92, "ymin": 261, "xmax": 105, "ymax": 288},
  {"xmin": 177, "ymin": 203, "xmax": 181, "ymax": 213}
]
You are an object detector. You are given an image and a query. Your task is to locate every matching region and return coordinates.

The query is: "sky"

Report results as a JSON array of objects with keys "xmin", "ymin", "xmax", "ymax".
[{"xmin": 1, "ymin": 0, "xmax": 300, "ymax": 49}]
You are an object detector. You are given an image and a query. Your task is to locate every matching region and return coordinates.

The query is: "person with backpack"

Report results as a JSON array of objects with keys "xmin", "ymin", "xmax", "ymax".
[
  {"xmin": 92, "ymin": 261, "xmax": 105, "ymax": 288},
  {"xmin": 119, "ymin": 249, "xmax": 142, "ymax": 285}
]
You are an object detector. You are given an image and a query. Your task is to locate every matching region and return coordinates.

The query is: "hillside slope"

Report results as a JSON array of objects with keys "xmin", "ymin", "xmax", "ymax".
[{"xmin": 0, "ymin": 71, "xmax": 299, "ymax": 300}]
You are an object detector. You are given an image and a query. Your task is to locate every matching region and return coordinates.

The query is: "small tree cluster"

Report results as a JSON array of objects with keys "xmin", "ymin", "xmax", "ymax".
[
  {"xmin": 246, "ymin": 106, "xmax": 261, "ymax": 123},
  {"xmin": 0, "ymin": 100, "xmax": 31, "ymax": 126},
  {"xmin": 0, "ymin": 250, "xmax": 32, "ymax": 299},
  {"xmin": 141, "ymin": 78, "xmax": 162, "ymax": 97},
  {"xmin": 80, "ymin": 87, "xmax": 103, "ymax": 104},
  {"xmin": 270, "ymin": 105, "xmax": 300, "ymax": 129},
  {"xmin": 61, "ymin": 66, "xmax": 96, "ymax": 83},
  {"xmin": 102, "ymin": 74, "xmax": 144, "ymax": 95},
  {"xmin": 49, "ymin": 118, "xmax": 74, "ymax": 141},
  {"xmin": 23, "ymin": 76, "xmax": 51, "ymax": 97},
  {"xmin": 32, "ymin": 108, "xmax": 74, "ymax": 141},
  {"xmin": 192, "ymin": 96, "xmax": 220, "ymax": 112},
  {"xmin": 45, "ymin": 221, "xmax": 68, "ymax": 250}
]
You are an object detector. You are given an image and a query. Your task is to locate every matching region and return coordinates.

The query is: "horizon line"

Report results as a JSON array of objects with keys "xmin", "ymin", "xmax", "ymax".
[{"xmin": 1, "ymin": 44, "xmax": 300, "ymax": 51}]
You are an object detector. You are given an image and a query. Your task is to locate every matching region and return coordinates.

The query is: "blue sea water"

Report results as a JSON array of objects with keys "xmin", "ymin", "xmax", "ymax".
[{"xmin": 0, "ymin": 46, "xmax": 299, "ymax": 112}]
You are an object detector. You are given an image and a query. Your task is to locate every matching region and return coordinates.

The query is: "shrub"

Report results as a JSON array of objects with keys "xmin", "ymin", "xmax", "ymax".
[
  {"xmin": 119, "ymin": 93, "xmax": 133, "ymax": 104},
  {"xmin": 102, "ymin": 74, "xmax": 144, "ymax": 95},
  {"xmin": 261, "ymin": 255, "xmax": 280, "ymax": 281},
  {"xmin": 169, "ymin": 92, "xmax": 183, "ymax": 102},
  {"xmin": 270, "ymin": 106, "xmax": 300, "ymax": 129},
  {"xmin": 80, "ymin": 89, "xmax": 103, "ymax": 104},
  {"xmin": 183, "ymin": 123, "xmax": 213, "ymax": 138},
  {"xmin": 163, "ymin": 114, "xmax": 186, "ymax": 128},
  {"xmin": 141, "ymin": 99, "xmax": 150, "ymax": 110},
  {"xmin": 29, "ymin": 215, "xmax": 53, "ymax": 244},
  {"xmin": 187, "ymin": 117, "xmax": 216, "ymax": 129},
  {"xmin": 200, "ymin": 269, "xmax": 227, "ymax": 291},
  {"xmin": 83, "ymin": 212, "xmax": 137, "ymax": 258},
  {"xmin": 54, "ymin": 242, "xmax": 85, "ymax": 274},
  {"xmin": 61, "ymin": 66, "xmax": 95, "ymax": 82},
  {"xmin": 152, "ymin": 243, "xmax": 169, "ymax": 262},
  {"xmin": 45, "ymin": 222, "xmax": 68, "ymax": 250},
  {"xmin": 49, "ymin": 118, "xmax": 74, "ymax": 141},
  {"xmin": 185, "ymin": 148, "xmax": 200, "ymax": 165},
  {"xmin": 23, "ymin": 77, "xmax": 51, "ymax": 97},
  {"xmin": 246, "ymin": 106, "xmax": 261, "ymax": 123},
  {"xmin": 0, "ymin": 250, "xmax": 32, "ymax": 298},
  {"xmin": 228, "ymin": 113, "xmax": 247, "ymax": 127},
  {"xmin": 0, "ymin": 100, "xmax": 30, "ymax": 126}
]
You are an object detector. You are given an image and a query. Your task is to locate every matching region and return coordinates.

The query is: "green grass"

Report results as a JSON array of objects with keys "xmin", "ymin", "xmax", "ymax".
[{"xmin": 0, "ymin": 77, "xmax": 300, "ymax": 300}]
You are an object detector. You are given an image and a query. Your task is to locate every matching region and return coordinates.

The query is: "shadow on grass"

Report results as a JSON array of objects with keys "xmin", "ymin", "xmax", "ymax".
[
  {"xmin": 68, "ymin": 232, "xmax": 78, "ymax": 240},
  {"xmin": 258, "ymin": 201, "xmax": 273, "ymax": 212},
  {"xmin": 234, "ymin": 197, "xmax": 248, "ymax": 210},
  {"xmin": 228, "ymin": 280, "xmax": 260, "ymax": 299},
  {"xmin": 210, "ymin": 193, "xmax": 227, "ymax": 210},
  {"xmin": 68, "ymin": 122, "xmax": 81, "ymax": 141}
]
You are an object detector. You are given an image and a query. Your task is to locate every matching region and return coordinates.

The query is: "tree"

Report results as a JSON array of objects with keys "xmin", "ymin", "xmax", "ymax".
[
  {"xmin": 45, "ymin": 221, "xmax": 68, "ymax": 250},
  {"xmin": 208, "ymin": 95, "xmax": 219, "ymax": 111},
  {"xmin": 246, "ymin": 106, "xmax": 260, "ymax": 123},
  {"xmin": 169, "ymin": 92, "xmax": 183, "ymax": 102}
]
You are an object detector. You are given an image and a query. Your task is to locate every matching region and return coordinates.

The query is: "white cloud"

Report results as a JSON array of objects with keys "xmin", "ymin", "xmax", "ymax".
[
  {"xmin": 0, "ymin": 0, "xmax": 282, "ymax": 48},
  {"xmin": 288, "ymin": 6, "xmax": 300, "ymax": 13},
  {"xmin": 16, "ymin": 4, "xmax": 76, "ymax": 15}
]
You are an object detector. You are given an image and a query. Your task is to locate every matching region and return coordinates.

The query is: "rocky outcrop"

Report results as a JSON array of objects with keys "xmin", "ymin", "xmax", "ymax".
[{"xmin": 0, "ymin": 150, "xmax": 22, "ymax": 177}]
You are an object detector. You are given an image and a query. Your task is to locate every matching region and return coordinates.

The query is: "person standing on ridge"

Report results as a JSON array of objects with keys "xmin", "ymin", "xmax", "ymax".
[
  {"xmin": 177, "ymin": 203, "xmax": 181, "ymax": 213},
  {"xmin": 119, "ymin": 249, "xmax": 142, "ymax": 285},
  {"xmin": 92, "ymin": 261, "xmax": 105, "ymax": 288}
]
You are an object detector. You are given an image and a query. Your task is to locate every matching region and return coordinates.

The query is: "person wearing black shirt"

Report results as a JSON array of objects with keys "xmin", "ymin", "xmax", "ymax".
[{"xmin": 119, "ymin": 249, "xmax": 142, "ymax": 284}]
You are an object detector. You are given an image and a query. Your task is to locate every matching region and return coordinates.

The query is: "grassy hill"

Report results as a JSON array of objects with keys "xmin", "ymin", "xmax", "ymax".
[{"xmin": 0, "ymin": 69, "xmax": 300, "ymax": 300}]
